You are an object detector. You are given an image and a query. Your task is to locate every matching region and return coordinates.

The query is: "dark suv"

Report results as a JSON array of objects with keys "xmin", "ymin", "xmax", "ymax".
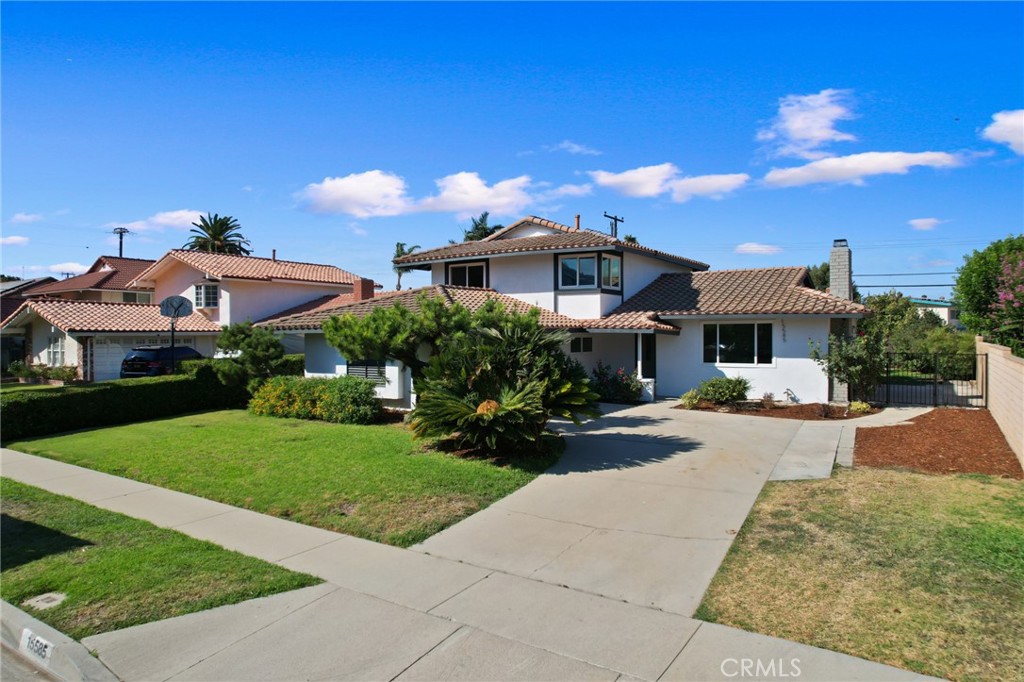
[{"xmin": 119, "ymin": 345, "xmax": 203, "ymax": 378}]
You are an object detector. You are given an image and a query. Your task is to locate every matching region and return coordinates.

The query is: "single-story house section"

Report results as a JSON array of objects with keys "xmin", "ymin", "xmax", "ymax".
[
  {"xmin": 2, "ymin": 298, "xmax": 222, "ymax": 381},
  {"xmin": 910, "ymin": 296, "xmax": 962, "ymax": 329},
  {"xmin": 259, "ymin": 285, "xmax": 585, "ymax": 408}
]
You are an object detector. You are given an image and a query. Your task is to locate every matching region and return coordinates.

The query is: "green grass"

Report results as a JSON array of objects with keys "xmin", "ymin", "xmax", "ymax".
[
  {"xmin": 8, "ymin": 410, "xmax": 557, "ymax": 547},
  {"xmin": 1, "ymin": 478, "xmax": 320, "ymax": 639},
  {"xmin": 696, "ymin": 468, "xmax": 1024, "ymax": 682}
]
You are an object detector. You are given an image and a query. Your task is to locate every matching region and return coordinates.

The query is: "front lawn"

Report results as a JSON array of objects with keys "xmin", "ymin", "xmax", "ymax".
[
  {"xmin": 696, "ymin": 468, "xmax": 1024, "ymax": 681},
  {"xmin": 1, "ymin": 478, "xmax": 319, "ymax": 639},
  {"xmin": 8, "ymin": 410, "xmax": 556, "ymax": 547},
  {"xmin": 0, "ymin": 382, "xmax": 62, "ymax": 394}
]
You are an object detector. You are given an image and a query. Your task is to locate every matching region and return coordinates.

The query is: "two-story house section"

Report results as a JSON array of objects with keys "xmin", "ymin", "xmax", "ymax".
[{"xmin": 23, "ymin": 256, "xmax": 157, "ymax": 303}]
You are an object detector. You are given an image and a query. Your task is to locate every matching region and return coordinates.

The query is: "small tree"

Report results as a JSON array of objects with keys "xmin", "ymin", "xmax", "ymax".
[
  {"xmin": 215, "ymin": 322, "xmax": 285, "ymax": 393},
  {"xmin": 953, "ymin": 234, "xmax": 1024, "ymax": 336},
  {"xmin": 393, "ymin": 242, "xmax": 419, "ymax": 290},
  {"xmin": 809, "ymin": 334, "xmax": 884, "ymax": 402}
]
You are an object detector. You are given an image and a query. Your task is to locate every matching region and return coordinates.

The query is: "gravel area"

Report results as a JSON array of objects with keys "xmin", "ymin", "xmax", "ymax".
[{"xmin": 855, "ymin": 408, "xmax": 1023, "ymax": 479}]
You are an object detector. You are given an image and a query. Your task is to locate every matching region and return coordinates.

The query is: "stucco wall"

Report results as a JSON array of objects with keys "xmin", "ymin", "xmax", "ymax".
[
  {"xmin": 655, "ymin": 317, "xmax": 831, "ymax": 402},
  {"xmin": 303, "ymin": 333, "xmax": 410, "ymax": 405},
  {"xmin": 227, "ymin": 279, "xmax": 349, "ymax": 325},
  {"xmin": 489, "ymin": 254, "xmax": 555, "ymax": 310},
  {"xmin": 977, "ymin": 338, "xmax": 1023, "ymax": 467},
  {"xmin": 29, "ymin": 318, "xmax": 79, "ymax": 368},
  {"xmin": 563, "ymin": 333, "xmax": 635, "ymax": 375}
]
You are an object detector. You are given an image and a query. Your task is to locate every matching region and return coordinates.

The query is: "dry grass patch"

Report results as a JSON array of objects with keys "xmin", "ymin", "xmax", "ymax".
[{"xmin": 696, "ymin": 468, "xmax": 1023, "ymax": 681}]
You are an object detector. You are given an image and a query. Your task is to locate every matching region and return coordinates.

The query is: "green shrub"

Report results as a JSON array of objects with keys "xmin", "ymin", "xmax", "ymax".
[
  {"xmin": 697, "ymin": 376, "xmax": 751, "ymax": 404},
  {"xmin": 248, "ymin": 375, "xmax": 381, "ymax": 425},
  {"xmin": 849, "ymin": 400, "xmax": 872, "ymax": 414},
  {"xmin": 590, "ymin": 361, "xmax": 645, "ymax": 403},
  {"xmin": 7, "ymin": 361, "xmax": 33, "ymax": 379},
  {"xmin": 270, "ymin": 354, "xmax": 305, "ymax": 376},
  {"xmin": 44, "ymin": 366, "xmax": 80, "ymax": 382},
  {"xmin": 679, "ymin": 389, "xmax": 700, "ymax": 409},
  {"xmin": 0, "ymin": 365, "xmax": 248, "ymax": 441}
]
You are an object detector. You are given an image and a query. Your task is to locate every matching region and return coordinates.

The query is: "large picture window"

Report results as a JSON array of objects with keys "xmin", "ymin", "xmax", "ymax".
[
  {"xmin": 194, "ymin": 284, "xmax": 219, "ymax": 309},
  {"xmin": 560, "ymin": 255, "xmax": 597, "ymax": 288},
  {"xmin": 703, "ymin": 323, "xmax": 773, "ymax": 365},
  {"xmin": 601, "ymin": 255, "xmax": 621, "ymax": 290},
  {"xmin": 448, "ymin": 262, "xmax": 486, "ymax": 288}
]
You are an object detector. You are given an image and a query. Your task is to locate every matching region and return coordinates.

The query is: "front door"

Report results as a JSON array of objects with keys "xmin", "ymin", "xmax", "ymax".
[{"xmin": 641, "ymin": 334, "xmax": 657, "ymax": 379}]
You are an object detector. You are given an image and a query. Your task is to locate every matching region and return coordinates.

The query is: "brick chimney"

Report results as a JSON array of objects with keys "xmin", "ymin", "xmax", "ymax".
[
  {"xmin": 353, "ymin": 278, "xmax": 375, "ymax": 301},
  {"xmin": 829, "ymin": 239, "xmax": 852, "ymax": 301}
]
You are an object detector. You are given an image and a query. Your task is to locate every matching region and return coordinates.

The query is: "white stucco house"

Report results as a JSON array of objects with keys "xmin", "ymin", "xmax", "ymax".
[
  {"xmin": 260, "ymin": 215, "xmax": 867, "ymax": 406},
  {"xmin": 2, "ymin": 250, "xmax": 376, "ymax": 381}
]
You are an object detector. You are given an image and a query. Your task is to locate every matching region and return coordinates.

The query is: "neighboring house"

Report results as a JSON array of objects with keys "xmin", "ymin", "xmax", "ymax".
[
  {"xmin": 261, "ymin": 215, "xmax": 867, "ymax": 406},
  {"xmin": 2, "ymin": 251, "xmax": 378, "ymax": 381},
  {"xmin": 1, "ymin": 277, "xmax": 57, "ymax": 371},
  {"xmin": 24, "ymin": 256, "xmax": 157, "ymax": 303},
  {"xmin": 910, "ymin": 296, "xmax": 962, "ymax": 329}
]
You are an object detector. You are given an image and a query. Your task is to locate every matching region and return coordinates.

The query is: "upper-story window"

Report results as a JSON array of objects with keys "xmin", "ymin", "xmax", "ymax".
[
  {"xmin": 601, "ymin": 255, "xmax": 621, "ymax": 290},
  {"xmin": 122, "ymin": 292, "xmax": 152, "ymax": 304},
  {"xmin": 560, "ymin": 255, "xmax": 597, "ymax": 289},
  {"xmin": 448, "ymin": 262, "xmax": 486, "ymax": 288},
  {"xmin": 194, "ymin": 284, "xmax": 219, "ymax": 309}
]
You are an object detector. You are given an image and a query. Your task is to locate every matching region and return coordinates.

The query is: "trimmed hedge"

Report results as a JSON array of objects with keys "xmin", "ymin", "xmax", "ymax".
[
  {"xmin": 697, "ymin": 376, "xmax": 752, "ymax": 404},
  {"xmin": 249, "ymin": 375, "xmax": 381, "ymax": 424},
  {"xmin": 1, "ymin": 365, "xmax": 248, "ymax": 442}
]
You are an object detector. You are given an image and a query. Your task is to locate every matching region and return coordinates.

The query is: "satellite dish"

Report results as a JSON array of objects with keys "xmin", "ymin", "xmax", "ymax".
[{"xmin": 159, "ymin": 295, "xmax": 193, "ymax": 319}]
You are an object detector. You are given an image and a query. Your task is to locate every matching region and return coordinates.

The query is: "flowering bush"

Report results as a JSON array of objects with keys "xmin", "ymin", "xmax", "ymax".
[
  {"xmin": 991, "ymin": 255, "xmax": 1024, "ymax": 356},
  {"xmin": 590, "ymin": 361, "xmax": 644, "ymax": 403},
  {"xmin": 679, "ymin": 389, "xmax": 700, "ymax": 409}
]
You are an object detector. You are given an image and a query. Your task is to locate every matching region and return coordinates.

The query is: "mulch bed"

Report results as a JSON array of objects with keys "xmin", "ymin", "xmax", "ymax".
[
  {"xmin": 675, "ymin": 401, "xmax": 882, "ymax": 420},
  {"xmin": 855, "ymin": 408, "xmax": 1023, "ymax": 479}
]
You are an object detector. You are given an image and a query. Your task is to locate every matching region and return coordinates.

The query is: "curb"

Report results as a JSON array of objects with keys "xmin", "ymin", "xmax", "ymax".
[{"xmin": 1, "ymin": 601, "xmax": 119, "ymax": 682}]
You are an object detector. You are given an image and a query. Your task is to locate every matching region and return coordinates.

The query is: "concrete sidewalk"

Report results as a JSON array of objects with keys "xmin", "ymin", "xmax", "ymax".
[{"xmin": 1, "ymin": 408, "xmax": 935, "ymax": 681}]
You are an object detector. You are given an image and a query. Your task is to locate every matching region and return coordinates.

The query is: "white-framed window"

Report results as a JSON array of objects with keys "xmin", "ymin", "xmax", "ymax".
[
  {"xmin": 601, "ymin": 255, "xmax": 622, "ymax": 290},
  {"xmin": 122, "ymin": 292, "xmax": 152, "ymax": 304},
  {"xmin": 347, "ymin": 359, "xmax": 387, "ymax": 385},
  {"xmin": 194, "ymin": 284, "xmax": 219, "ymax": 308},
  {"xmin": 570, "ymin": 337, "xmax": 593, "ymax": 353},
  {"xmin": 560, "ymin": 255, "xmax": 597, "ymax": 289},
  {"xmin": 46, "ymin": 335, "xmax": 65, "ymax": 366},
  {"xmin": 703, "ymin": 323, "xmax": 773, "ymax": 365},
  {"xmin": 448, "ymin": 262, "xmax": 486, "ymax": 288}
]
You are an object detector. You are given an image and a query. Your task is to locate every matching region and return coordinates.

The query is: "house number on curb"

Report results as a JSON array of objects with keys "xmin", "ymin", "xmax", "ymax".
[{"xmin": 19, "ymin": 629, "xmax": 54, "ymax": 665}]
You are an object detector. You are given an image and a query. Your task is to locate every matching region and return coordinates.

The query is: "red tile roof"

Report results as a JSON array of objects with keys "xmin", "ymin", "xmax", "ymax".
[
  {"xmin": 393, "ymin": 216, "xmax": 709, "ymax": 271},
  {"xmin": 259, "ymin": 285, "xmax": 585, "ymax": 331},
  {"xmin": 25, "ymin": 256, "xmax": 156, "ymax": 296},
  {"xmin": 256, "ymin": 293, "xmax": 357, "ymax": 325},
  {"xmin": 2, "ymin": 299, "xmax": 222, "ymax": 334},
  {"xmin": 134, "ymin": 250, "xmax": 368, "ymax": 286},
  {"xmin": 606, "ymin": 267, "xmax": 868, "ymax": 320}
]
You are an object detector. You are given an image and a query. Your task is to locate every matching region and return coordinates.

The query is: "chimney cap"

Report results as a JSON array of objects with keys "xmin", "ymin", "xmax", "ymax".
[{"xmin": 832, "ymin": 239, "xmax": 849, "ymax": 248}]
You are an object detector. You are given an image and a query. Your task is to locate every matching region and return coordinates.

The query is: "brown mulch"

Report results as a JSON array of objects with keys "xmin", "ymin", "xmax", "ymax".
[
  {"xmin": 855, "ymin": 408, "xmax": 1023, "ymax": 479},
  {"xmin": 674, "ymin": 401, "xmax": 881, "ymax": 420}
]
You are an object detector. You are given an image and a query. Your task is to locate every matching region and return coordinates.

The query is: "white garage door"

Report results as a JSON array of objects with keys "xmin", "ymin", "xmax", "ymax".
[{"xmin": 92, "ymin": 338, "xmax": 134, "ymax": 381}]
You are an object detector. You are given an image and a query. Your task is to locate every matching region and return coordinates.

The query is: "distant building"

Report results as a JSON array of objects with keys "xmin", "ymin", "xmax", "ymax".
[{"xmin": 910, "ymin": 296, "xmax": 962, "ymax": 329}]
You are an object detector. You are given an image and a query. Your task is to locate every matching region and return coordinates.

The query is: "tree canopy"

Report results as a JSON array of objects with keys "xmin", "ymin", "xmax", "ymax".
[
  {"xmin": 805, "ymin": 262, "xmax": 861, "ymax": 301},
  {"xmin": 183, "ymin": 213, "xmax": 252, "ymax": 256},
  {"xmin": 462, "ymin": 212, "xmax": 503, "ymax": 242},
  {"xmin": 953, "ymin": 234, "xmax": 1024, "ymax": 337}
]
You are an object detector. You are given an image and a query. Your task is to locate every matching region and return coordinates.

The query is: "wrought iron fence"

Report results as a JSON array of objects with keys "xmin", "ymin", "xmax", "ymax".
[{"xmin": 872, "ymin": 353, "xmax": 986, "ymax": 407}]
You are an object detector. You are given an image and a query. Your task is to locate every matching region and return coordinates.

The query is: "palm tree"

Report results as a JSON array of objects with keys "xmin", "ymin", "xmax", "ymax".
[
  {"xmin": 393, "ymin": 242, "xmax": 419, "ymax": 290},
  {"xmin": 462, "ymin": 211, "xmax": 504, "ymax": 242},
  {"xmin": 183, "ymin": 213, "xmax": 252, "ymax": 256}
]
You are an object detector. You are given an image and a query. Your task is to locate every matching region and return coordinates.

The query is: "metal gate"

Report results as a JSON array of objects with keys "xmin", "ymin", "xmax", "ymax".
[{"xmin": 873, "ymin": 353, "xmax": 987, "ymax": 407}]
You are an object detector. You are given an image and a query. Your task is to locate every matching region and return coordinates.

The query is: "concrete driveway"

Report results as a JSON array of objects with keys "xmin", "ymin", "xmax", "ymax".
[{"xmin": 414, "ymin": 400, "xmax": 804, "ymax": 616}]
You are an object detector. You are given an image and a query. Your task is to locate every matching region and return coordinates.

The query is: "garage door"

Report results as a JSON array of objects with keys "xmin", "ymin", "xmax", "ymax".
[{"xmin": 92, "ymin": 338, "xmax": 133, "ymax": 381}]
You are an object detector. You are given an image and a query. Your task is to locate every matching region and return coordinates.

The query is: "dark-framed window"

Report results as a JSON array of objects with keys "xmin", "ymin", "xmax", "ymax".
[
  {"xmin": 570, "ymin": 337, "xmax": 593, "ymax": 353},
  {"xmin": 448, "ymin": 262, "xmax": 486, "ymax": 288},
  {"xmin": 346, "ymin": 359, "xmax": 386, "ymax": 385},
  {"xmin": 703, "ymin": 323, "xmax": 773, "ymax": 365},
  {"xmin": 123, "ymin": 292, "xmax": 152, "ymax": 304},
  {"xmin": 601, "ymin": 255, "xmax": 622, "ymax": 290},
  {"xmin": 194, "ymin": 284, "xmax": 219, "ymax": 308},
  {"xmin": 560, "ymin": 255, "xmax": 597, "ymax": 289}
]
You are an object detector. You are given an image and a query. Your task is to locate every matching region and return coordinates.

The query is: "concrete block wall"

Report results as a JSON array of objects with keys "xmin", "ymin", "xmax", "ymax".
[{"xmin": 978, "ymin": 338, "xmax": 1023, "ymax": 468}]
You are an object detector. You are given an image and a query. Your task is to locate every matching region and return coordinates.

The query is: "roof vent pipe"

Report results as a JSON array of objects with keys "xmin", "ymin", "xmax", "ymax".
[{"xmin": 272, "ymin": 249, "xmax": 277, "ymax": 262}]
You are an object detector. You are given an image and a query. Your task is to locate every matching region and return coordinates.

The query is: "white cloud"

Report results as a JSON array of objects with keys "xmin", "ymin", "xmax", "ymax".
[
  {"xmin": 763, "ymin": 151, "xmax": 962, "ymax": 188},
  {"xmin": 10, "ymin": 212, "xmax": 44, "ymax": 224},
  {"xmin": 735, "ymin": 242, "xmax": 782, "ymax": 255},
  {"xmin": 668, "ymin": 173, "xmax": 751, "ymax": 202},
  {"xmin": 546, "ymin": 140, "xmax": 602, "ymax": 156},
  {"xmin": 242, "ymin": 185, "xmax": 254, "ymax": 192},
  {"xmin": 544, "ymin": 183, "xmax": 593, "ymax": 199},
  {"xmin": 296, "ymin": 171, "xmax": 412, "ymax": 217},
  {"xmin": 348, "ymin": 222, "xmax": 368, "ymax": 237},
  {"xmin": 757, "ymin": 89, "xmax": 857, "ymax": 160},
  {"xmin": 589, "ymin": 163, "xmax": 749, "ymax": 202},
  {"xmin": 1, "ymin": 236, "xmax": 29, "ymax": 246},
  {"xmin": 48, "ymin": 262, "xmax": 89, "ymax": 275},
  {"xmin": 588, "ymin": 163, "xmax": 681, "ymax": 197},
  {"xmin": 110, "ymin": 209, "xmax": 204, "ymax": 232},
  {"xmin": 419, "ymin": 172, "xmax": 534, "ymax": 218},
  {"xmin": 981, "ymin": 109, "xmax": 1024, "ymax": 155},
  {"xmin": 909, "ymin": 217, "xmax": 944, "ymax": 231}
]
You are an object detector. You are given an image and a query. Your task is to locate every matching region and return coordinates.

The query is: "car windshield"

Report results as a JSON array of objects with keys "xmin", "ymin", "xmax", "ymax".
[{"xmin": 127, "ymin": 350, "xmax": 160, "ymax": 361}]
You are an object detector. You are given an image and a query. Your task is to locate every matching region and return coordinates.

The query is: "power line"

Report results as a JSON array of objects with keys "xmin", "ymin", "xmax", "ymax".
[
  {"xmin": 856, "ymin": 272, "xmax": 957, "ymax": 277},
  {"xmin": 858, "ymin": 284, "xmax": 954, "ymax": 288}
]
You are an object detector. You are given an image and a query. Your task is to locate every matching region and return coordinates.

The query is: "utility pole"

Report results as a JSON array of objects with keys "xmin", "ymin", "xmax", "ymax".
[
  {"xmin": 603, "ymin": 212, "xmax": 625, "ymax": 239},
  {"xmin": 112, "ymin": 227, "xmax": 131, "ymax": 257}
]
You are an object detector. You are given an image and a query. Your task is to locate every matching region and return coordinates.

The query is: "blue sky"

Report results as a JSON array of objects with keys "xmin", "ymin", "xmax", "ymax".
[{"xmin": 3, "ymin": 1, "xmax": 1022, "ymax": 299}]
